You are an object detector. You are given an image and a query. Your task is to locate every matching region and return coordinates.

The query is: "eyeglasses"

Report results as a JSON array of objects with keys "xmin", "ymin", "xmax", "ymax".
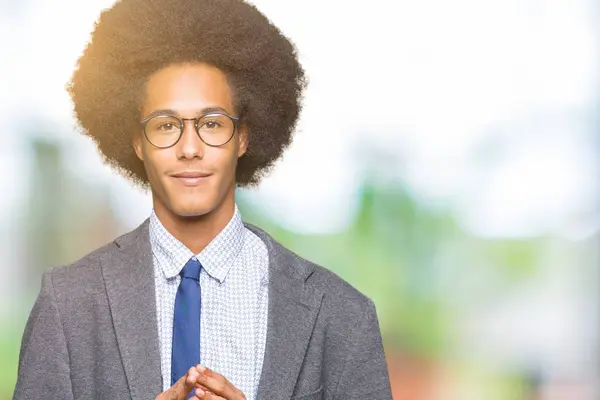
[{"xmin": 140, "ymin": 112, "xmax": 240, "ymax": 148}]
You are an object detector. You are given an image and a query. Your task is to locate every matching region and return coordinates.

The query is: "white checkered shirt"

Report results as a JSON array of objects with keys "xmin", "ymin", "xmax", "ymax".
[{"xmin": 149, "ymin": 205, "xmax": 269, "ymax": 399}]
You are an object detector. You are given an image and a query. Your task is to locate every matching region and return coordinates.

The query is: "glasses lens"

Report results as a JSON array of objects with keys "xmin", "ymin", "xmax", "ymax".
[
  {"xmin": 197, "ymin": 114, "xmax": 235, "ymax": 146},
  {"xmin": 144, "ymin": 116, "xmax": 182, "ymax": 148}
]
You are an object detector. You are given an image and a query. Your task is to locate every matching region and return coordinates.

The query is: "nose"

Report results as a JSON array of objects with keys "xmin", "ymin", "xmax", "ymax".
[{"xmin": 177, "ymin": 119, "xmax": 205, "ymax": 159}]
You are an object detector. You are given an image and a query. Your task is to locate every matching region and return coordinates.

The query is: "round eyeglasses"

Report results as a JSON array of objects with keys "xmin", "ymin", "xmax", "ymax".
[{"xmin": 140, "ymin": 112, "xmax": 240, "ymax": 148}]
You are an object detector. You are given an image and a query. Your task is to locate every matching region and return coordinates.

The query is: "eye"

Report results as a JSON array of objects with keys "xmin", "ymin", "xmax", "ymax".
[
  {"xmin": 201, "ymin": 120, "xmax": 222, "ymax": 129},
  {"xmin": 145, "ymin": 115, "xmax": 181, "ymax": 134},
  {"xmin": 157, "ymin": 122, "xmax": 176, "ymax": 131}
]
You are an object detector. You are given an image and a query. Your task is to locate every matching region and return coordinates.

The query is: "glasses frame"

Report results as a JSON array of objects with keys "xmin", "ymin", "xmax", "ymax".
[{"xmin": 140, "ymin": 112, "xmax": 240, "ymax": 149}]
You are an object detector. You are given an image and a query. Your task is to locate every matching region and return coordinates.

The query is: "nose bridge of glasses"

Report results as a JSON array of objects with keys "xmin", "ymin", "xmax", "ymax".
[
  {"xmin": 180, "ymin": 117, "xmax": 198, "ymax": 127},
  {"xmin": 180, "ymin": 117, "xmax": 202, "ymax": 138},
  {"xmin": 169, "ymin": 117, "xmax": 202, "ymax": 151}
]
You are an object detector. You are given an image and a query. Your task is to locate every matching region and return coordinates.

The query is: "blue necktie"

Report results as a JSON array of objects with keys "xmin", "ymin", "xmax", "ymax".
[{"xmin": 171, "ymin": 257, "xmax": 201, "ymax": 396}]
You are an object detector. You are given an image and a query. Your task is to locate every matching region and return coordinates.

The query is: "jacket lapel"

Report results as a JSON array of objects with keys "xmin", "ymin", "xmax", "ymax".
[
  {"xmin": 101, "ymin": 220, "xmax": 163, "ymax": 400},
  {"xmin": 247, "ymin": 225, "xmax": 324, "ymax": 400}
]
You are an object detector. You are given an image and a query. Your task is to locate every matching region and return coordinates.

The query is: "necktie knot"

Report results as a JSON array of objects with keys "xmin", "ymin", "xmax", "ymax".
[{"xmin": 181, "ymin": 258, "xmax": 201, "ymax": 280}]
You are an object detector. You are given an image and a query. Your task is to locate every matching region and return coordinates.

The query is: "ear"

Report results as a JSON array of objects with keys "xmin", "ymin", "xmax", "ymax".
[
  {"xmin": 132, "ymin": 131, "xmax": 144, "ymax": 161},
  {"xmin": 236, "ymin": 125, "xmax": 249, "ymax": 158}
]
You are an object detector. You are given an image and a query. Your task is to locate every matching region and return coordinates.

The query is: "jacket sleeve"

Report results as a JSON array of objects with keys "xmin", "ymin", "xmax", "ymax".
[
  {"xmin": 332, "ymin": 300, "xmax": 393, "ymax": 400},
  {"xmin": 13, "ymin": 269, "xmax": 74, "ymax": 400}
]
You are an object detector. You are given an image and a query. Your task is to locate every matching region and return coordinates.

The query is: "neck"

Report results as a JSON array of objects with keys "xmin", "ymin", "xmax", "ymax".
[{"xmin": 152, "ymin": 192, "xmax": 236, "ymax": 255}]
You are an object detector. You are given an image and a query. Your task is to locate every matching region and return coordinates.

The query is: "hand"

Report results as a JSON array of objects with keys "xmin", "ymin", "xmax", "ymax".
[
  {"xmin": 155, "ymin": 367, "xmax": 202, "ymax": 400},
  {"xmin": 191, "ymin": 365, "xmax": 246, "ymax": 400}
]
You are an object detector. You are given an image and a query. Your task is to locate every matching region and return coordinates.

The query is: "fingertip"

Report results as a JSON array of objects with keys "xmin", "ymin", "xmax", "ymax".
[{"xmin": 186, "ymin": 373, "xmax": 197, "ymax": 385}]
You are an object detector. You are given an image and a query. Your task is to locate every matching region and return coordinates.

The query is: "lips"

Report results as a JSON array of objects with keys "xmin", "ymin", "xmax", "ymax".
[{"xmin": 170, "ymin": 171, "xmax": 212, "ymax": 186}]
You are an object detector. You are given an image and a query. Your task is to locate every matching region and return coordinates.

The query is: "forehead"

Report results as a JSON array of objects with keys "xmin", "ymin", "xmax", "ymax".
[{"xmin": 142, "ymin": 62, "xmax": 234, "ymax": 115}]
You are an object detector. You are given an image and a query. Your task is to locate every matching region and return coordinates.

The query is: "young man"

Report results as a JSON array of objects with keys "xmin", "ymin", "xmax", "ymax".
[{"xmin": 14, "ymin": 0, "xmax": 392, "ymax": 399}]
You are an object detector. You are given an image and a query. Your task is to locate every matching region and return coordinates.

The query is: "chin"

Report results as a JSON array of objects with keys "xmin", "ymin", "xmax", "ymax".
[
  {"xmin": 155, "ymin": 183, "xmax": 230, "ymax": 220},
  {"xmin": 171, "ymin": 204, "xmax": 214, "ymax": 218},
  {"xmin": 161, "ymin": 189, "xmax": 216, "ymax": 218}
]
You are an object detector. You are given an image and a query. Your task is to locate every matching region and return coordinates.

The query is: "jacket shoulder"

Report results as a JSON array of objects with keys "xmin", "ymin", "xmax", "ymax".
[
  {"xmin": 245, "ymin": 222, "xmax": 375, "ymax": 315},
  {"xmin": 308, "ymin": 262, "xmax": 375, "ymax": 315}
]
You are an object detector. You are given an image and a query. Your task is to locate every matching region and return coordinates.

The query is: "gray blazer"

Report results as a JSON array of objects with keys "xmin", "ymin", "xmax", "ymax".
[{"xmin": 13, "ymin": 221, "xmax": 392, "ymax": 400}]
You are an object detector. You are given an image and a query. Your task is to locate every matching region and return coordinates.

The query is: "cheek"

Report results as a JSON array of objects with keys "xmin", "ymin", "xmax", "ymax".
[
  {"xmin": 206, "ymin": 144, "xmax": 239, "ymax": 170},
  {"xmin": 141, "ymin": 145, "xmax": 170, "ymax": 178},
  {"xmin": 216, "ymin": 151, "xmax": 240, "ymax": 183}
]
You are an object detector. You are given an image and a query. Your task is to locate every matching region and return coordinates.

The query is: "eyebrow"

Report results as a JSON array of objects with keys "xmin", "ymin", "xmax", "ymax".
[{"xmin": 141, "ymin": 106, "xmax": 232, "ymax": 121}]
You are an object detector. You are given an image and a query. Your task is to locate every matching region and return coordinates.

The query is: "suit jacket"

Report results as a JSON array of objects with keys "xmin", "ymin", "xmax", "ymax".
[{"xmin": 13, "ymin": 221, "xmax": 392, "ymax": 400}]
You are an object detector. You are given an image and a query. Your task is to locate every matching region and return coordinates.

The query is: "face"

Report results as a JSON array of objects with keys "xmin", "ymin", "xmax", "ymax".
[{"xmin": 134, "ymin": 62, "xmax": 248, "ymax": 219}]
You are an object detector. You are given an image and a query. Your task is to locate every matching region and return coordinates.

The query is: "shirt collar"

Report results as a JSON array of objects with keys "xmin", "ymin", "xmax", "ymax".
[{"xmin": 149, "ymin": 205, "xmax": 246, "ymax": 284}]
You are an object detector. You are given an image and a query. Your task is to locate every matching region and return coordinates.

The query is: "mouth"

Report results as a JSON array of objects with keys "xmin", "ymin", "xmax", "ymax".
[{"xmin": 169, "ymin": 171, "xmax": 212, "ymax": 187}]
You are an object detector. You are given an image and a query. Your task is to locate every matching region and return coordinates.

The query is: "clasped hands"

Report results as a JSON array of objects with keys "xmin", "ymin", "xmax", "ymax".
[{"xmin": 156, "ymin": 365, "xmax": 246, "ymax": 400}]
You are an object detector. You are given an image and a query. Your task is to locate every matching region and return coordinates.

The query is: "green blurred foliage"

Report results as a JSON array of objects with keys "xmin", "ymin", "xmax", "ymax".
[{"xmin": 0, "ymin": 320, "xmax": 22, "ymax": 400}]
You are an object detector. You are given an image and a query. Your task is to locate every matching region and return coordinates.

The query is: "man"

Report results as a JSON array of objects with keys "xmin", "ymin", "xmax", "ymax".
[{"xmin": 13, "ymin": 0, "xmax": 392, "ymax": 399}]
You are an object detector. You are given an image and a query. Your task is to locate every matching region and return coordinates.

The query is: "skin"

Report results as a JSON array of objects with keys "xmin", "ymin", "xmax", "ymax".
[
  {"xmin": 133, "ymin": 62, "xmax": 248, "ymax": 399},
  {"xmin": 133, "ymin": 62, "xmax": 248, "ymax": 254},
  {"xmin": 157, "ymin": 365, "xmax": 246, "ymax": 400}
]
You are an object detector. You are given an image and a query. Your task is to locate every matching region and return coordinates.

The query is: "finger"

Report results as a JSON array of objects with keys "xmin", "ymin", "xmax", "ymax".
[
  {"xmin": 195, "ymin": 365, "xmax": 244, "ymax": 399},
  {"xmin": 193, "ymin": 388, "xmax": 225, "ymax": 400},
  {"xmin": 169, "ymin": 367, "xmax": 200, "ymax": 400}
]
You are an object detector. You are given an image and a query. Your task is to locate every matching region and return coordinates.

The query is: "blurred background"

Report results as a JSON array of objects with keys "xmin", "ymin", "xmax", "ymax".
[{"xmin": 0, "ymin": 0, "xmax": 598, "ymax": 398}]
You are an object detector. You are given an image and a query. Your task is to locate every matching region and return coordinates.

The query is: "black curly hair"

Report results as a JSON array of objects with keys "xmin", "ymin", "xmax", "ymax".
[{"xmin": 68, "ymin": 0, "xmax": 306, "ymax": 187}]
